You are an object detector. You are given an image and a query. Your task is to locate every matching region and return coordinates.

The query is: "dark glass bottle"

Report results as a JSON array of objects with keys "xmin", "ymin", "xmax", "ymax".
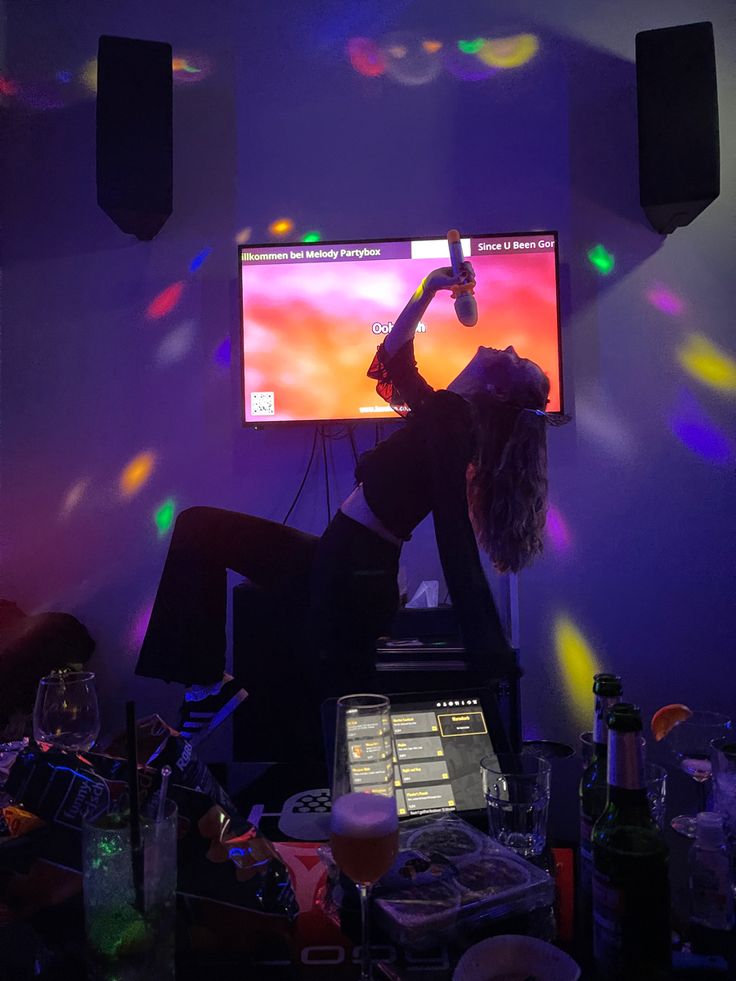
[
  {"xmin": 579, "ymin": 673, "xmax": 623, "ymax": 891},
  {"xmin": 592, "ymin": 703, "xmax": 671, "ymax": 981}
]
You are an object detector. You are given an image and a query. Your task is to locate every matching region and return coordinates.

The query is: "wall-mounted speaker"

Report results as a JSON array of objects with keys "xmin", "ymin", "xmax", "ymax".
[
  {"xmin": 636, "ymin": 22, "xmax": 720, "ymax": 234},
  {"xmin": 96, "ymin": 35, "xmax": 173, "ymax": 241}
]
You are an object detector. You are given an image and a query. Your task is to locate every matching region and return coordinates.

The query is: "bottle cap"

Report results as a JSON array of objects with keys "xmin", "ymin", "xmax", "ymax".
[
  {"xmin": 607, "ymin": 702, "xmax": 642, "ymax": 732},
  {"xmin": 695, "ymin": 811, "xmax": 726, "ymax": 849},
  {"xmin": 593, "ymin": 673, "xmax": 623, "ymax": 697}
]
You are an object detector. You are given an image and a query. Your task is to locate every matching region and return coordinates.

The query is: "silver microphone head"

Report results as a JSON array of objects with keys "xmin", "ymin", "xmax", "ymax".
[{"xmin": 454, "ymin": 291, "xmax": 478, "ymax": 327}]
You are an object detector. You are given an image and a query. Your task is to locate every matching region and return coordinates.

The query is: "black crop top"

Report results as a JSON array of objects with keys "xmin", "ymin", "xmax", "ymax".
[{"xmin": 357, "ymin": 339, "xmax": 517, "ymax": 683}]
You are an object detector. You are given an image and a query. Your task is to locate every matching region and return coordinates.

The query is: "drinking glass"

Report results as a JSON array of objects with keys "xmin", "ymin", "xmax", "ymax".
[
  {"xmin": 666, "ymin": 710, "xmax": 732, "ymax": 837},
  {"xmin": 33, "ymin": 671, "xmax": 101, "ymax": 752},
  {"xmin": 82, "ymin": 800, "xmax": 177, "ymax": 980},
  {"xmin": 481, "ymin": 753, "xmax": 551, "ymax": 858},
  {"xmin": 711, "ymin": 736, "xmax": 736, "ymax": 842},
  {"xmin": 331, "ymin": 694, "xmax": 398, "ymax": 981}
]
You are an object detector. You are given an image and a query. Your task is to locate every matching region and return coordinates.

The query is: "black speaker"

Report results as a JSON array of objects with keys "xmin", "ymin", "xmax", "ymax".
[
  {"xmin": 636, "ymin": 22, "xmax": 720, "ymax": 234},
  {"xmin": 96, "ymin": 35, "xmax": 173, "ymax": 241}
]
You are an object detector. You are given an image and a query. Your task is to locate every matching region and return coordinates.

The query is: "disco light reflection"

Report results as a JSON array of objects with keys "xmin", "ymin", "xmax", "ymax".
[
  {"xmin": 120, "ymin": 451, "xmax": 156, "ymax": 497},
  {"xmin": 154, "ymin": 498, "xmax": 177, "ymax": 537},
  {"xmin": 677, "ymin": 335, "xmax": 736, "ymax": 395},
  {"xmin": 546, "ymin": 504, "xmax": 572, "ymax": 554},
  {"xmin": 554, "ymin": 615, "xmax": 603, "ymax": 725},
  {"xmin": 147, "ymin": 282, "xmax": 185, "ymax": 320},
  {"xmin": 669, "ymin": 393, "xmax": 735, "ymax": 466}
]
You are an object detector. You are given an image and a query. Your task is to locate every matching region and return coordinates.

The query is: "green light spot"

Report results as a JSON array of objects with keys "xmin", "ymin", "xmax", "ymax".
[
  {"xmin": 154, "ymin": 498, "xmax": 176, "ymax": 537},
  {"xmin": 302, "ymin": 231, "xmax": 321, "ymax": 243},
  {"xmin": 587, "ymin": 244, "xmax": 615, "ymax": 275},
  {"xmin": 458, "ymin": 38, "xmax": 485, "ymax": 54}
]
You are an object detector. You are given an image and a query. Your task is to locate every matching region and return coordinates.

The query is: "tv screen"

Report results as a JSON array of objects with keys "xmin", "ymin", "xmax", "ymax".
[{"xmin": 238, "ymin": 232, "xmax": 562, "ymax": 425}]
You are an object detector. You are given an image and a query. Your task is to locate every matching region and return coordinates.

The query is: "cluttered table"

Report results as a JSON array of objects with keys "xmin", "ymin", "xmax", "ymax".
[{"xmin": 1, "ymin": 701, "xmax": 735, "ymax": 981}]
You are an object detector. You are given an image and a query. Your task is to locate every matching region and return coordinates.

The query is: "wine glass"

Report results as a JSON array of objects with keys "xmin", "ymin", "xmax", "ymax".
[
  {"xmin": 666, "ymin": 710, "xmax": 732, "ymax": 837},
  {"xmin": 330, "ymin": 694, "xmax": 398, "ymax": 981},
  {"xmin": 33, "ymin": 671, "xmax": 101, "ymax": 753}
]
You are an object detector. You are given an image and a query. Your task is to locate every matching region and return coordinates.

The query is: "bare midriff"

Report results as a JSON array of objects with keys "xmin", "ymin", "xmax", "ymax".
[{"xmin": 339, "ymin": 484, "xmax": 404, "ymax": 548}]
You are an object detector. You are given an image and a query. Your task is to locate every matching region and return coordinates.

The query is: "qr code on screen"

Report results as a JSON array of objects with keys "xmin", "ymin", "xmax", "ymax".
[{"xmin": 250, "ymin": 391, "xmax": 275, "ymax": 416}]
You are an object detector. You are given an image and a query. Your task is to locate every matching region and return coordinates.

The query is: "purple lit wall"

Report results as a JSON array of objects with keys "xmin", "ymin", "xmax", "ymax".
[{"xmin": 1, "ymin": 0, "xmax": 734, "ymax": 756}]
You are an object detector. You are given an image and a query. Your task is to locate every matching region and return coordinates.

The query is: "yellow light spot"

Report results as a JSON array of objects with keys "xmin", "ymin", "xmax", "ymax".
[
  {"xmin": 677, "ymin": 334, "xmax": 736, "ymax": 395},
  {"xmin": 478, "ymin": 34, "xmax": 539, "ymax": 69},
  {"xmin": 269, "ymin": 217, "xmax": 294, "ymax": 237},
  {"xmin": 119, "ymin": 451, "xmax": 156, "ymax": 498},
  {"xmin": 235, "ymin": 226, "xmax": 252, "ymax": 244},
  {"xmin": 172, "ymin": 57, "xmax": 187, "ymax": 71},
  {"xmin": 80, "ymin": 57, "xmax": 98, "ymax": 93},
  {"xmin": 422, "ymin": 40, "xmax": 443, "ymax": 54},
  {"xmin": 553, "ymin": 615, "xmax": 602, "ymax": 727}
]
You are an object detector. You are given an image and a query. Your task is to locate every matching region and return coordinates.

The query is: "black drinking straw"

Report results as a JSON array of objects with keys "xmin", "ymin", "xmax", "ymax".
[{"xmin": 125, "ymin": 700, "xmax": 145, "ymax": 913}]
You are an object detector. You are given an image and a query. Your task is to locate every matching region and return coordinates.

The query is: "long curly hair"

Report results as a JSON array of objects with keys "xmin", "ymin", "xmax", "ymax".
[{"xmin": 465, "ymin": 365, "xmax": 551, "ymax": 574}]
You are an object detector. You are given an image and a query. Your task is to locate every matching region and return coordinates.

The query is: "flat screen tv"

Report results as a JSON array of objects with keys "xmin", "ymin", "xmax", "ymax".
[{"xmin": 238, "ymin": 232, "xmax": 563, "ymax": 426}]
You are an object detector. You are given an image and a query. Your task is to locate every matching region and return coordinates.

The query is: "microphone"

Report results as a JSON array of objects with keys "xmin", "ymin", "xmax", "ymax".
[{"xmin": 447, "ymin": 229, "xmax": 478, "ymax": 327}]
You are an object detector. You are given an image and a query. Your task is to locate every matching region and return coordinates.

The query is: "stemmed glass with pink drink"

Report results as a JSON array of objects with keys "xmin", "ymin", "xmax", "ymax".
[{"xmin": 330, "ymin": 694, "xmax": 399, "ymax": 981}]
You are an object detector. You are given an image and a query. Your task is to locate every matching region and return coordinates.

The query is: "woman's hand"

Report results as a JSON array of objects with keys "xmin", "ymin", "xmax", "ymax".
[{"xmin": 425, "ymin": 261, "xmax": 475, "ymax": 294}]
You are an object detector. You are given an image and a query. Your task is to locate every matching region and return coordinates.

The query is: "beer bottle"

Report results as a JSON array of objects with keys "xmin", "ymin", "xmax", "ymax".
[
  {"xmin": 579, "ymin": 673, "xmax": 623, "ymax": 893},
  {"xmin": 592, "ymin": 703, "xmax": 671, "ymax": 981}
]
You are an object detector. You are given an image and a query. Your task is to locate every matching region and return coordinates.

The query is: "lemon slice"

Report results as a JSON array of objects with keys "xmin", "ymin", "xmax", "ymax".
[{"xmin": 650, "ymin": 703, "xmax": 693, "ymax": 741}]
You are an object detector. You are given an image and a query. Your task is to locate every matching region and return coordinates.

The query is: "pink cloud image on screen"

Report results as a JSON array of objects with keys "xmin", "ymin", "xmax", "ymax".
[{"xmin": 239, "ymin": 233, "xmax": 562, "ymax": 424}]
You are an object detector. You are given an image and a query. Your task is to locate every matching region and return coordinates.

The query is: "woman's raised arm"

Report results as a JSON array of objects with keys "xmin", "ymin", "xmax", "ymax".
[{"xmin": 383, "ymin": 263, "xmax": 474, "ymax": 359}]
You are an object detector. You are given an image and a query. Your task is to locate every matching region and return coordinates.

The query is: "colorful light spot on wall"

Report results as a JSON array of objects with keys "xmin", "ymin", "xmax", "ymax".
[
  {"xmin": 443, "ymin": 46, "xmax": 497, "ymax": 82},
  {"xmin": 213, "ymin": 336, "xmax": 232, "ymax": 369},
  {"xmin": 381, "ymin": 32, "xmax": 443, "ymax": 86},
  {"xmin": 646, "ymin": 284, "xmax": 685, "ymax": 316},
  {"xmin": 458, "ymin": 39, "xmax": 485, "ymax": 55},
  {"xmin": 156, "ymin": 321, "xmax": 196, "ymax": 365},
  {"xmin": 146, "ymin": 281, "xmax": 185, "ymax": 320},
  {"xmin": 677, "ymin": 334, "xmax": 736, "ymax": 395},
  {"xmin": 546, "ymin": 504, "xmax": 572, "ymax": 554},
  {"xmin": 120, "ymin": 451, "xmax": 156, "ymax": 498},
  {"xmin": 0, "ymin": 76, "xmax": 19, "ymax": 97},
  {"xmin": 60, "ymin": 478, "xmax": 90, "ymax": 519},
  {"xmin": 189, "ymin": 247, "xmax": 212, "ymax": 273},
  {"xmin": 80, "ymin": 57, "xmax": 98, "ymax": 94},
  {"xmin": 587, "ymin": 244, "xmax": 615, "ymax": 276},
  {"xmin": 575, "ymin": 394, "xmax": 635, "ymax": 460},
  {"xmin": 269, "ymin": 217, "xmax": 294, "ymax": 237},
  {"xmin": 128, "ymin": 599, "xmax": 154, "ymax": 651},
  {"xmin": 478, "ymin": 34, "xmax": 539, "ymax": 69},
  {"xmin": 235, "ymin": 226, "xmax": 252, "ymax": 244},
  {"xmin": 302, "ymin": 231, "xmax": 321, "ymax": 243},
  {"xmin": 422, "ymin": 41, "xmax": 443, "ymax": 54},
  {"xmin": 154, "ymin": 498, "xmax": 176, "ymax": 537},
  {"xmin": 171, "ymin": 52, "xmax": 212, "ymax": 84},
  {"xmin": 56, "ymin": 70, "xmax": 72, "ymax": 84},
  {"xmin": 669, "ymin": 392, "xmax": 735, "ymax": 465},
  {"xmin": 554, "ymin": 615, "xmax": 602, "ymax": 725},
  {"xmin": 347, "ymin": 37, "xmax": 386, "ymax": 78}
]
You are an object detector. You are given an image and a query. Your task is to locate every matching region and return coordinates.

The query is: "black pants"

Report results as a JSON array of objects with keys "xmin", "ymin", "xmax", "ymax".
[{"xmin": 135, "ymin": 507, "xmax": 401, "ymax": 700}]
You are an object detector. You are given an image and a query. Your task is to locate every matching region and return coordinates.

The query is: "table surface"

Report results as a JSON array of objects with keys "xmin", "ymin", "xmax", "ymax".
[{"xmin": 1, "ymin": 752, "xmax": 735, "ymax": 980}]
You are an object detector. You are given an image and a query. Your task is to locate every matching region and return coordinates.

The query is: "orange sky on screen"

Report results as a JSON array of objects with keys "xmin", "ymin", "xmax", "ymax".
[{"xmin": 241, "ymin": 252, "xmax": 561, "ymax": 422}]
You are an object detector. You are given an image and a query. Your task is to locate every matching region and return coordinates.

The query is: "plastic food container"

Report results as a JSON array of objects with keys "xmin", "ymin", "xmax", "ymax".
[{"xmin": 373, "ymin": 814, "xmax": 556, "ymax": 949}]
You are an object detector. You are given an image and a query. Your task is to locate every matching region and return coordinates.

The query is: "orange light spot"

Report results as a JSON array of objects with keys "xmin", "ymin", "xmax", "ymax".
[
  {"xmin": 269, "ymin": 218, "xmax": 294, "ymax": 237},
  {"xmin": 120, "ymin": 451, "xmax": 156, "ymax": 497},
  {"xmin": 422, "ymin": 41, "xmax": 443, "ymax": 54}
]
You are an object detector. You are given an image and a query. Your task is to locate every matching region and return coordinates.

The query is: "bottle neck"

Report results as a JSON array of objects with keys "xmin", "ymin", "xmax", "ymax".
[
  {"xmin": 607, "ymin": 728, "xmax": 645, "ymax": 790},
  {"xmin": 593, "ymin": 693, "xmax": 622, "ymax": 745}
]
